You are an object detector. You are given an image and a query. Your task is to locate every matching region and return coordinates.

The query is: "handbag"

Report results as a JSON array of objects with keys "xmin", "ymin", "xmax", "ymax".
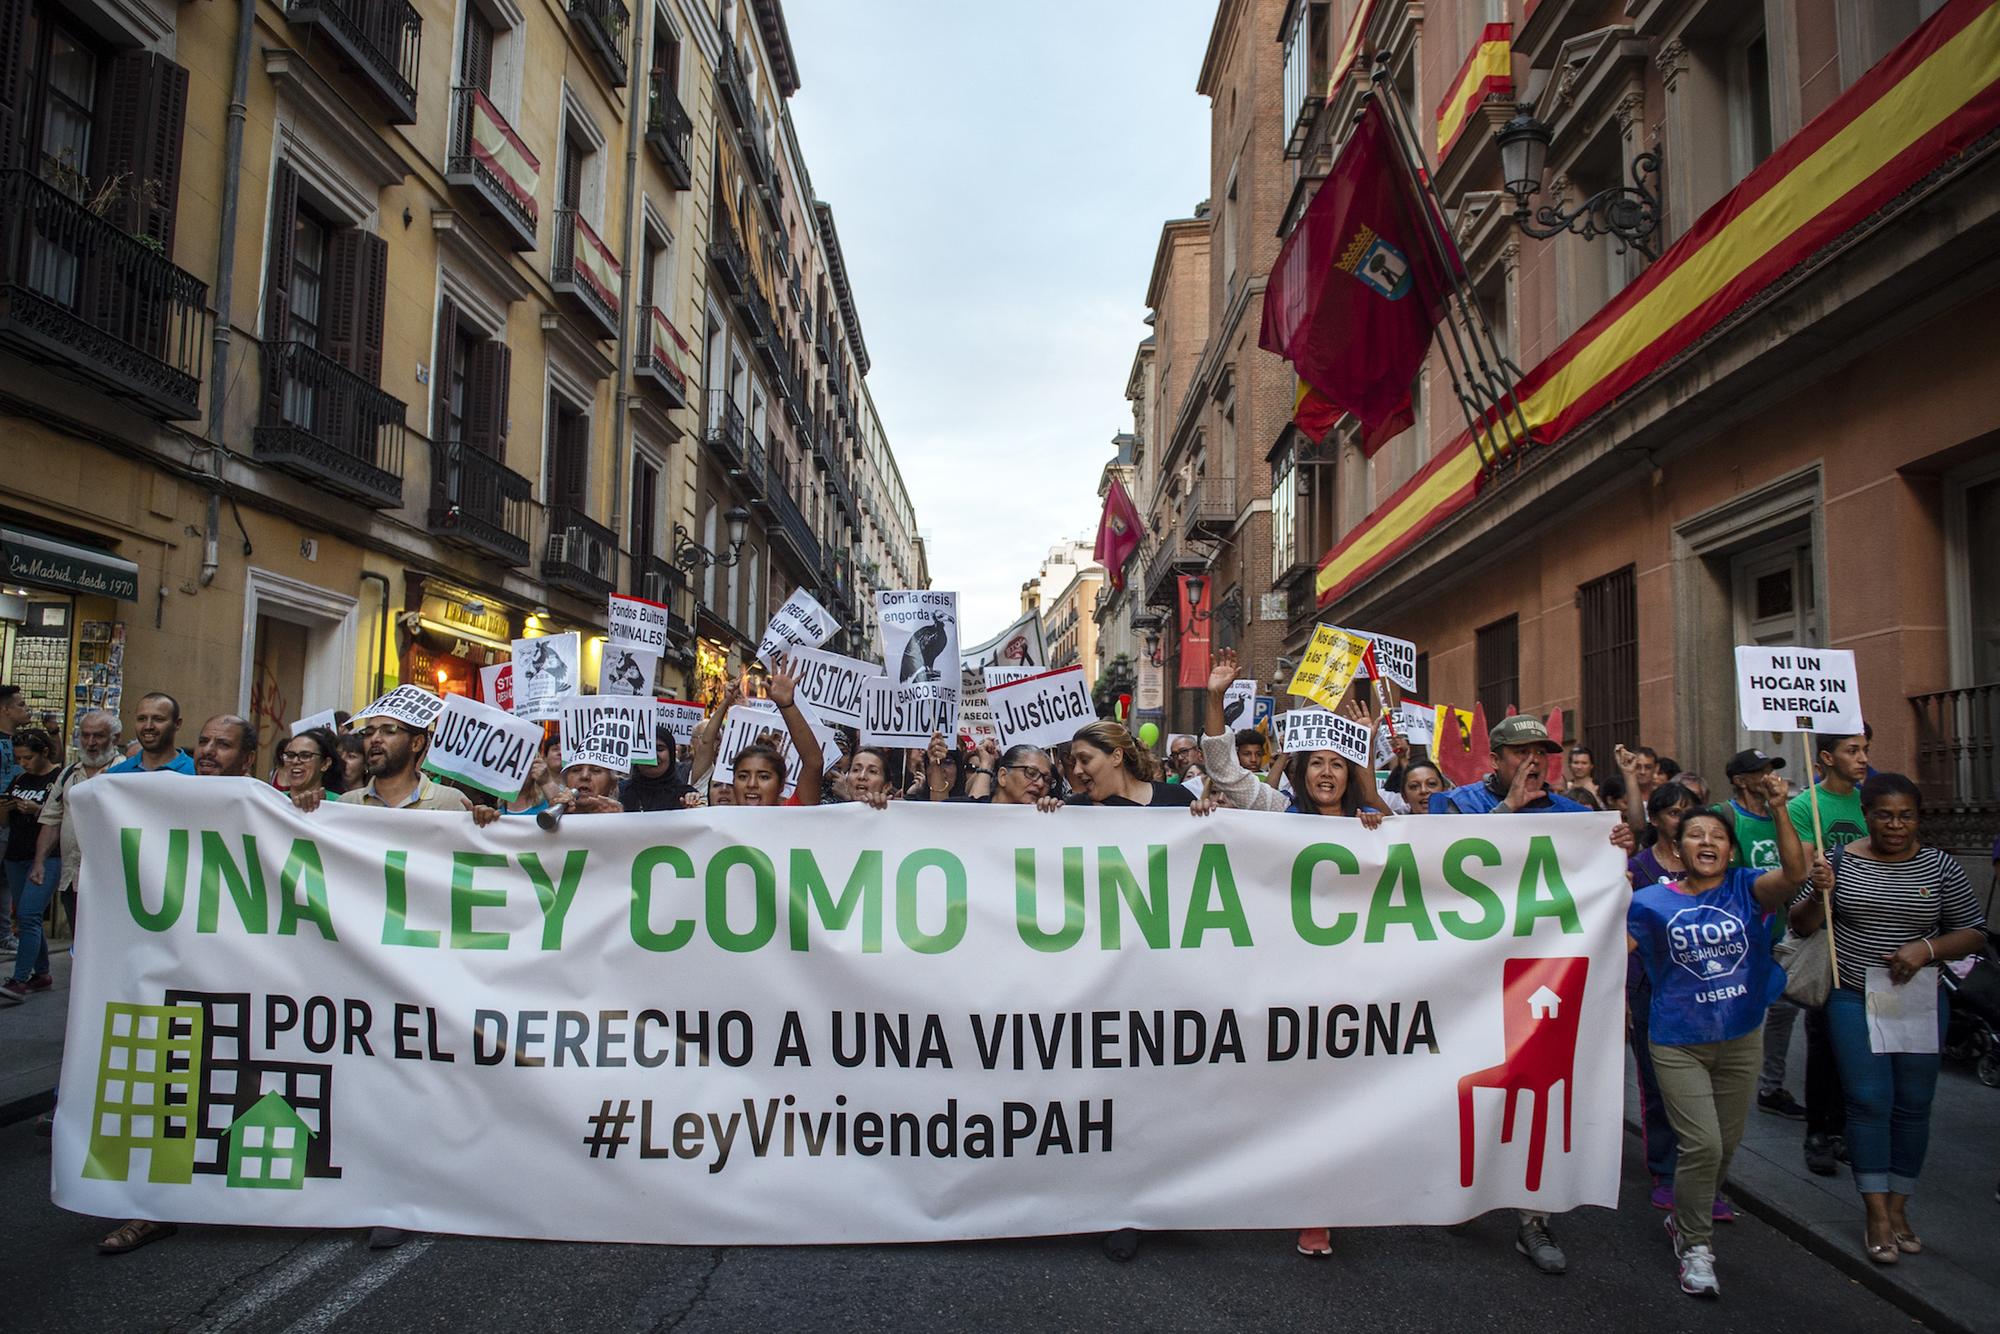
[{"xmin": 1775, "ymin": 848, "xmax": 1839, "ymax": 1007}]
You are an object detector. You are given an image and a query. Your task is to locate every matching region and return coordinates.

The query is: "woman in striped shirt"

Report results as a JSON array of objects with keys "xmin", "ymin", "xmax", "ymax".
[{"xmin": 1787, "ymin": 772, "xmax": 1989, "ymax": 1265}]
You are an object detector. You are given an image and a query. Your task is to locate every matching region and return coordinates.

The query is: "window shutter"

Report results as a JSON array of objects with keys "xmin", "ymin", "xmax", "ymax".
[
  {"xmin": 96, "ymin": 53, "xmax": 190, "ymax": 255},
  {"xmin": 261, "ymin": 163, "xmax": 300, "ymax": 424},
  {"xmin": 433, "ymin": 297, "xmax": 459, "ymax": 430},
  {"xmin": 554, "ymin": 407, "xmax": 590, "ymax": 512},
  {"xmin": 461, "ymin": 9, "xmax": 495, "ymax": 93},
  {"xmin": 324, "ymin": 229, "xmax": 388, "ymax": 383},
  {"xmin": 464, "ymin": 340, "xmax": 511, "ymax": 457}
]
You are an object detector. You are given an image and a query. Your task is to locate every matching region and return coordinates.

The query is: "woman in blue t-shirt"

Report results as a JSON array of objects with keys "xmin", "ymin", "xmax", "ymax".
[{"xmin": 1626, "ymin": 774, "xmax": 1807, "ymax": 1299}]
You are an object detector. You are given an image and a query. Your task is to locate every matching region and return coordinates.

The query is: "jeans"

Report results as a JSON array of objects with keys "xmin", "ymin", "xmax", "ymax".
[
  {"xmin": 4, "ymin": 857, "xmax": 56, "ymax": 983},
  {"xmin": 1825, "ymin": 985, "xmax": 1950, "ymax": 1196},
  {"xmin": 1628, "ymin": 965, "xmax": 1678, "ymax": 1180},
  {"xmin": 1652, "ymin": 1028, "xmax": 1763, "ymax": 1250},
  {"xmin": 1804, "ymin": 1005, "xmax": 1847, "ymax": 1137}
]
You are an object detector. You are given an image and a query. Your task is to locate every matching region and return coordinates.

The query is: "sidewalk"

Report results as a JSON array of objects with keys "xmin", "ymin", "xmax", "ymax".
[
  {"xmin": 1626, "ymin": 1018, "xmax": 2000, "ymax": 1334},
  {"xmin": 0, "ymin": 948, "xmax": 68, "ymax": 1123}
]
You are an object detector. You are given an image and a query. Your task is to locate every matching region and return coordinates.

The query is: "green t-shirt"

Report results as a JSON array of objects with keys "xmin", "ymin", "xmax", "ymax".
[
  {"xmin": 1728, "ymin": 802, "xmax": 1781, "ymax": 870},
  {"xmin": 1787, "ymin": 782, "xmax": 1865, "ymax": 854}
]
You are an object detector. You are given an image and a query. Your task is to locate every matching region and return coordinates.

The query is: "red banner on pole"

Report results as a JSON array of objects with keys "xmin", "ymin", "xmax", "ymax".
[{"xmin": 1177, "ymin": 575, "xmax": 1212, "ymax": 690}]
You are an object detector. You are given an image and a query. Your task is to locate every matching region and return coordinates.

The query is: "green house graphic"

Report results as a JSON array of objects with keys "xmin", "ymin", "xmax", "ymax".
[
  {"xmin": 225, "ymin": 1091, "xmax": 313, "ymax": 1189},
  {"xmin": 85, "ymin": 1002, "xmax": 204, "ymax": 1184}
]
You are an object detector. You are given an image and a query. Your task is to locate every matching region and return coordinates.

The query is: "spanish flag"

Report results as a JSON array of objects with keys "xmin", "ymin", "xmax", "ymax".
[
  {"xmin": 1435, "ymin": 24, "xmax": 1512, "ymax": 158},
  {"xmin": 1316, "ymin": 0, "xmax": 2000, "ymax": 607}
]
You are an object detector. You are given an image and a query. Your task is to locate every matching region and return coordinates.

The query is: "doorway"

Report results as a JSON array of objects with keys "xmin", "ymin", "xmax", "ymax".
[{"xmin": 1731, "ymin": 532, "xmax": 1821, "ymax": 775}]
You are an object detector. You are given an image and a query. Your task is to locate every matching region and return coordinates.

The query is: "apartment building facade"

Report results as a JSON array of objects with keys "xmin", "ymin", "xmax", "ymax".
[{"xmin": 0, "ymin": 0, "xmax": 921, "ymax": 775}]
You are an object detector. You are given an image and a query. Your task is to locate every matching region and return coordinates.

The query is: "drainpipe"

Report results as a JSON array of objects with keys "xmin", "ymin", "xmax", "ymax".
[
  {"xmin": 608, "ymin": 1, "xmax": 647, "ymax": 555},
  {"xmin": 201, "ymin": 0, "xmax": 258, "ymax": 587}
]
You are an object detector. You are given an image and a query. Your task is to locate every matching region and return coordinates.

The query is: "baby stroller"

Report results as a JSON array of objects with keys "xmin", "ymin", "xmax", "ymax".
[{"xmin": 1942, "ymin": 940, "xmax": 2000, "ymax": 1088}]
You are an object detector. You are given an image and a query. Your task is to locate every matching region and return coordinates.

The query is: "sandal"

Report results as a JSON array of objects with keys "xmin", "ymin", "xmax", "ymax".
[
  {"xmin": 1296, "ymin": 1226, "xmax": 1332, "ymax": 1256},
  {"xmin": 1893, "ymin": 1230, "xmax": 1923, "ymax": 1255},
  {"xmin": 1863, "ymin": 1229, "xmax": 1899, "ymax": 1265},
  {"xmin": 98, "ymin": 1219, "xmax": 177, "ymax": 1255}
]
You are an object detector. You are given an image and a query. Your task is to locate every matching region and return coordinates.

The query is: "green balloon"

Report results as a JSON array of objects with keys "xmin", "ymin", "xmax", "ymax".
[{"xmin": 1138, "ymin": 722, "xmax": 1161, "ymax": 747}]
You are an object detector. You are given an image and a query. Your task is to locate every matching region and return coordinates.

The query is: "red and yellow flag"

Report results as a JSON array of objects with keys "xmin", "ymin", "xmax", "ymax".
[
  {"xmin": 1317, "ymin": 0, "xmax": 2000, "ymax": 607},
  {"xmin": 1435, "ymin": 24, "xmax": 1512, "ymax": 158}
]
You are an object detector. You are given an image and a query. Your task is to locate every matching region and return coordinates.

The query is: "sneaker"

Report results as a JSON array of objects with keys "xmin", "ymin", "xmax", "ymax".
[
  {"xmin": 1757, "ymin": 1089, "xmax": 1807, "ymax": 1120},
  {"xmin": 1804, "ymin": 1133, "xmax": 1839, "ymax": 1176},
  {"xmin": 1678, "ymin": 1243, "xmax": 1720, "ymax": 1297},
  {"xmin": 1650, "ymin": 1181, "xmax": 1674, "ymax": 1210},
  {"xmin": 25, "ymin": 972, "xmax": 52, "ymax": 992},
  {"xmin": 1516, "ymin": 1218, "xmax": 1567, "ymax": 1275},
  {"xmin": 1712, "ymin": 1195, "xmax": 1736, "ymax": 1223},
  {"xmin": 0, "ymin": 978, "xmax": 27, "ymax": 1005}
]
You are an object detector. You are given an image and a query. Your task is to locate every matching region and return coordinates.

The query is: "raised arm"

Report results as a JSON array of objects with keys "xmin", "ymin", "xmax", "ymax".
[
  {"xmin": 687, "ymin": 672, "xmax": 743, "ymax": 788},
  {"xmin": 1202, "ymin": 647, "xmax": 1239, "ymax": 737},
  {"xmin": 1613, "ymin": 743, "xmax": 1645, "ymax": 833},
  {"xmin": 766, "ymin": 654, "xmax": 823, "ymax": 805},
  {"xmin": 1748, "ymin": 771, "xmax": 1809, "ymax": 910}
]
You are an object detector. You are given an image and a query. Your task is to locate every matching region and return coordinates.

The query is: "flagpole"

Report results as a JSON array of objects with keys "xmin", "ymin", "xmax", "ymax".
[{"xmin": 1364, "ymin": 64, "xmax": 1534, "ymax": 467}]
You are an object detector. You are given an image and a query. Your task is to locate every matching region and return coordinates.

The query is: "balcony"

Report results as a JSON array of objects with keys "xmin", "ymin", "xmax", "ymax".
[
  {"xmin": 634, "ymin": 305, "xmax": 690, "ymax": 409},
  {"xmin": 779, "ymin": 364, "xmax": 809, "ymax": 429},
  {"xmin": 427, "ymin": 439, "xmax": 532, "ymax": 566},
  {"xmin": 644, "ymin": 72, "xmax": 693, "ymax": 189},
  {"xmin": 543, "ymin": 503, "xmax": 618, "ymax": 600},
  {"xmin": 1912, "ymin": 684, "xmax": 2000, "ymax": 852},
  {"xmin": 446, "ymin": 87, "xmax": 539, "ymax": 251},
  {"xmin": 716, "ymin": 38, "xmax": 755, "ymax": 130},
  {"xmin": 552, "ymin": 208, "xmax": 621, "ymax": 341},
  {"xmin": 704, "ymin": 391, "xmax": 747, "ymax": 474},
  {"xmin": 740, "ymin": 433, "xmax": 767, "ymax": 504},
  {"xmin": 814, "ymin": 309, "xmax": 830, "ymax": 365},
  {"xmin": 568, "ymin": 0, "xmax": 627, "ymax": 86},
  {"xmin": 826, "ymin": 455, "xmax": 858, "ymax": 529},
  {"xmin": 284, "ymin": 0, "xmax": 420, "ymax": 123},
  {"xmin": 0, "ymin": 170, "xmax": 208, "ymax": 422},
  {"xmin": 736, "ymin": 277, "xmax": 783, "ymax": 374},
  {"xmin": 630, "ymin": 552, "xmax": 692, "ymax": 659},
  {"xmin": 1142, "ymin": 535, "xmax": 1201, "ymax": 609},
  {"xmin": 707, "ymin": 211, "xmax": 750, "ymax": 297},
  {"xmin": 253, "ymin": 340, "xmax": 407, "ymax": 508},
  {"xmin": 766, "ymin": 476, "xmax": 821, "ymax": 576},
  {"xmin": 1182, "ymin": 475, "xmax": 1236, "ymax": 540}
]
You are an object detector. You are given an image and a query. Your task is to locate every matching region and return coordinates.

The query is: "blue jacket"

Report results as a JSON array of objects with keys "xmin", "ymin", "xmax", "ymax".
[{"xmin": 1431, "ymin": 778, "xmax": 1589, "ymax": 815}]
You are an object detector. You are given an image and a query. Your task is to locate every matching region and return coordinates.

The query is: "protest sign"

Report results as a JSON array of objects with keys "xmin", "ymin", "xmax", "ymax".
[
  {"xmin": 1395, "ymin": 698, "xmax": 1435, "ymax": 746},
  {"xmin": 958, "ymin": 677, "xmax": 999, "ymax": 746},
  {"xmin": 353, "ymin": 685, "xmax": 443, "ymax": 732},
  {"xmin": 758, "ymin": 589, "xmax": 837, "ymax": 669},
  {"xmin": 1221, "ymin": 679, "xmax": 1256, "ymax": 729},
  {"xmin": 1277, "ymin": 709, "xmax": 1372, "ymax": 765},
  {"xmin": 577, "ymin": 695, "xmax": 659, "ymax": 766},
  {"xmin": 1136, "ymin": 656, "xmax": 1164, "ymax": 712},
  {"xmin": 1287, "ymin": 625, "xmax": 1372, "ymax": 710},
  {"xmin": 787, "ymin": 647, "xmax": 881, "ymax": 728},
  {"xmin": 710, "ymin": 703, "xmax": 835, "ymax": 797},
  {"xmin": 1349, "ymin": 629, "xmax": 1418, "ymax": 692},
  {"xmin": 479, "ymin": 662, "xmax": 513, "ymax": 712},
  {"xmin": 986, "ymin": 666, "xmax": 1097, "ymax": 750},
  {"xmin": 58, "ymin": 782, "xmax": 1627, "ymax": 1243},
  {"xmin": 423, "ymin": 694, "xmax": 545, "ymax": 798},
  {"xmin": 1734, "ymin": 646, "xmax": 1863, "ymax": 734},
  {"xmin": 656, "ymin": 698, "xmax": 705, "ymax": 748},
  {"xmin": 861, "ymin": 680, "xmax": 957, "ymax": 748},
  {"xmin": 555, "ymin": 696, "xmax": 644, "ymax": 774},
  {"xmin": 599, "ymin": 645, "xmax": 658, "ymax": 697},
  {"xmin": 961, "ymin": 608, "xmax": 1045, "ymax": 671},
  {"xmin": 512, "ymin": 633, "xmax": 580, "ymax": 721},
  {"xmin": 877, "ymin": 590, "xmax": 959, "ymax": 686},
  {"xmin": 1434, "ymin": 704, "xmax": 1476, "ymax": 751},
  {"xmin": 607, "ymin": 593, "xmax": 670, "ymax": 655},
  {"xmin": 288, "ymin": 708, "xmax": 339, "ymax": 737}
]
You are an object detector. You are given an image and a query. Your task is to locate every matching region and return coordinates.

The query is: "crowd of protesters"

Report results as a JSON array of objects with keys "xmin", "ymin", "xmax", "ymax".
[{"xmin": 0, "ymin": 627, "xmax": 1991, "ymax": 1298}]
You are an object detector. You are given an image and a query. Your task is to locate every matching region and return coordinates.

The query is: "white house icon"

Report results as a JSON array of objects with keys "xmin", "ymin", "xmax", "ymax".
[{"xmin": 1527, "ymin": 986, "xmax": 1562, "ymax": 1019}]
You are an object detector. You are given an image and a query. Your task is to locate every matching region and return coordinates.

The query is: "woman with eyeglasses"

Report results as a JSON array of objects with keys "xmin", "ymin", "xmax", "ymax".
[
  {"xmin": 965, "ymin": 740, "xmax": 1061, "ymax": 806},
  {"xmin": 274, "ymin": 726, "xmax": 344, "ymax": 801},
  {"xmin": 1787, "ymin": 772, "xmax": 1989, "ymax": 1266}
]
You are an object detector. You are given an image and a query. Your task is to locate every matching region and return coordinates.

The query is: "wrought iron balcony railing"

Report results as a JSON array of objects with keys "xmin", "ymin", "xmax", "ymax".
[
  {"xmin": 1182, "ymin": 475, "xmax": 1236, "ymax": 541},
  {"xmin": 707, "ymin": 211, "xmax": 750, "ymax": 297},
  {"xmin": 1912, "ymin": 683, "xmax": 2000, "ymax": 850},
  {"xmin": 568, "ymin": 0, "xmax": 628, "ymax": 86},
  {"xmin": 446, "ymin": 87, "xmax": 539, "ymax": 251},
  {"xmin": 766, "ymin": 474, "xmax": 821, "ymax": 576},
  {"xmin": 644, "ymin": 72, "xmax": 693, "ymax": 189},
  {"xmin": 544, "ymin": 502, "xmax": 619, "ymax": 600},
  {"xmin": 284, "ymin": 0, "xmax": 420, "ymax": 122},
  {"xmin": 704, "ymin": 390, "xmax": 747, "ymax": 475},
  {"xmin": 427, "ymin": 438, "xmax": 532, "ymax": 566},
  {"xmin": 0, "ymin": 168, "xmax": 208, "ymax": 421},
  {"xmin": 253, "ymin": 339, "xmax": 407, "ymax": 508},
  {"xmin": 552, "ymin": 208, "xmax": 620, "ymax": 340},
  {"xmin": 634, "ymin": 304, "xmax": 690, "ymax": 409}
]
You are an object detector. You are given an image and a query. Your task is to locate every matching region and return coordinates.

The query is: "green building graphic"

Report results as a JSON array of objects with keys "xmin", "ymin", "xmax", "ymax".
[
  {"xmin": 84, "ymin": 1002, "xmax": 204, "ymax": 1184},
  {"xmin": 225, "ymin": 1091, "xmax": 313, "ymax": 1190}
]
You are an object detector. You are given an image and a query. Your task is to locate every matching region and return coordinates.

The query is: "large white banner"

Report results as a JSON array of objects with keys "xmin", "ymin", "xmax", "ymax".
[{"xmin": 55, "ymin": 777, "xmax": 1628, "ymax": 1244}]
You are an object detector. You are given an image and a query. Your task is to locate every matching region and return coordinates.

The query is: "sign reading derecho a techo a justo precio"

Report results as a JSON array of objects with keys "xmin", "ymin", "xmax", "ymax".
[{"xmin": 56, "ymin": 776, "xmax": 1628, "ymax": 1245}]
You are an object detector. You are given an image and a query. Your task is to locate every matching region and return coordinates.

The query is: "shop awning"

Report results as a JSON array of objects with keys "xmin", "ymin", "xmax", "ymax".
[{"xmin": 2, "ymin": 527, "xmax": 139, "ymax": 601}]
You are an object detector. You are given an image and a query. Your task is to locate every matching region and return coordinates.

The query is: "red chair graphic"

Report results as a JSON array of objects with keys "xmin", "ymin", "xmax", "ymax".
[{"xmin": 1457, "ymin": 956, "xmax": 1591, "ymax": 1191}]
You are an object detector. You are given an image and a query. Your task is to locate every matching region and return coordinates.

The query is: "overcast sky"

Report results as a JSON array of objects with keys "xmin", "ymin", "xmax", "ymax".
[{"xmin": 783, "ymin": 2, "xmax": 1216, "ymax": 640}]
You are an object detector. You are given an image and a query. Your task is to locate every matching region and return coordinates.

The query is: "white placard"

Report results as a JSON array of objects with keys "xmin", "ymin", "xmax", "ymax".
[
  {"xmin": 986, "ymin": 666, "xmax": 1098, "ymax": 750},
  {"xmin": 599, "ymin": 645, "xmax": 658, "ymax": 697},
  {"xmin": 958, "ymin": 677, "xmax": 999, "ymax": 745},
  {"xmin": 861, "ymin": 679, "xmax": 958, "ymax": 748},
  {"xmin": 479, "ymin": 663, "xmax": 514, "ymax": 713},
  {"xmin": 423, "ymin": 693, "xmax": 545, "ymax": 799},
  {"xmin": 1221, "ymin": 679, "xmax": 1256, "ymax": 730},
  {"xmin": 787, "ymin": 646, "xmax": 881, "ymax": 728},
  {"xmin": 512, "ymin": 634, "xmax": 581, "ymax": 722},
  {"xmin": 1734, "ymin": 646, "xmax": 1863, "ymax": 734},
  {"xmin": 1278, "ymin": 708, "xmax": 1372, "ymax": 766},
  {"xmin": 607, "ymin": 594, "xmax": 670, "ymax": 655},
  {"xmin": 961, "ymin": 608, "xmax": 1045, "ymax": 671},
  {"xmin": 1394, "ymin": 698, "xmax": 1435, "ymax": 746},
  {"xmin": 288, "ymin": 708, "xmax": 339, "ymax": 737},
  {"xmin": 656, "ymin": 698, "xmax": 705, "ymax": 748},
  {"xmin": 714, "ymin": 704, "xmax": 801, "ymax": 796},
  {"xmin": 555, "ymin": 696, "xmax": 641, "ymax": 775},
  {"xmin": 1352, "ymin": 630, "xmax": 1418, "ymax": 692},
  {"xmin": 352, "ymin": 685, "xmax": 443, "ymax": 732},
  {"xmin": 877, "ymin": 590, "xmax": 959, "ymax": 686},
  {"xmin": 757, "ymin": 589, "xmax": 837, "ymax": 669}
]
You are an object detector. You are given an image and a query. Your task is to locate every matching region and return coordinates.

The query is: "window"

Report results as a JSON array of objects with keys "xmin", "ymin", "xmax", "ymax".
[
  {"xmin": 545, "ymin": 393, "xmax": 590, "ymax": 514},
  {"xmin": 631, "ymin": 455, "xmax": 660, "ymax": 561},
  {"xmin": 1952, "ymin": 467, "xmax": 2000, "ymax": 686},
  {"xmin": 287, "ymin": 206, "xmax": 332, "ymax": 347},
  {"xmin": 460, "ymin": 6, "xmax": 495, "ymax": 92},
  {"xmin": 1578, "ymin": 567, "xmax": 1639, "ymax": 764},
  {"xmin": 1270, "ymin": 444, "xmax": 1296, "ymax": 577},
  {"xmin": 1728, "ymin": 19, "xmax": 1774, "ymax": 181},
  {"xmin": 1221, "ymin": 171, "xmax": 1239, "ymax": 295},
  {"xmin": 433, "ymin": 298, "xmax": 509, "ymax": 457},
  {"xmin": 700, "ymin": 493, "xmax": 720, "ymax": 608},
  {"xmin": 27, "ymin": 11, "xmax": 98, "ymax": 182},
  {"xmin": 1475, "ymin": 615, "xmax": 1520, "ymax": 721}
]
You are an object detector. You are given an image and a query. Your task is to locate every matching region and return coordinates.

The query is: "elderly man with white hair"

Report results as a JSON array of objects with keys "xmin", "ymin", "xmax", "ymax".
[{"xmin": 25, "ymin": 709, "xmax": 120, "ymax": 941}]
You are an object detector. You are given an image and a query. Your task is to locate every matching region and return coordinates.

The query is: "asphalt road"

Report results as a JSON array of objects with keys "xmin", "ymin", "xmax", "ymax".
[{"xmin": 7, "ymin": 1119, "xmax": 1921, "ymax": 1333}]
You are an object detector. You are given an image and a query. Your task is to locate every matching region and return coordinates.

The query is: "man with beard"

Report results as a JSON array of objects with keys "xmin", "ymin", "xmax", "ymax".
[
  {"xmin": 27, "ymin": 710, "xmax": 119, "ymax": 940},
  {"xmin": 107, "ymin": 693, "xmax": 194, "ymax": 774},
  {"xmin": 192, "ymin": 715, "xmax": 258, "ymax": 777}
]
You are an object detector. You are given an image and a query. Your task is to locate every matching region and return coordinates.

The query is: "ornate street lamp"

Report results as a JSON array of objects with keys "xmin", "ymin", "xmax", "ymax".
[
  {"xmin": 672, "ymin": 506, "xmax": 752, "ymax": 571},
  {"xmin": 1493, "ymin": 105, "xmax": 1663, "ymax": 260}
]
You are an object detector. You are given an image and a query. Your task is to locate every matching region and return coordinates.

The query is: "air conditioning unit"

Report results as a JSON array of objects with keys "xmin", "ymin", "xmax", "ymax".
[
  {"xmin": 549, "ymin": 526, "xmax": 609, "ymax": 577},
  {"xmin": 641, "ymin": 570, "xmax": 670, "ymax": 603}
]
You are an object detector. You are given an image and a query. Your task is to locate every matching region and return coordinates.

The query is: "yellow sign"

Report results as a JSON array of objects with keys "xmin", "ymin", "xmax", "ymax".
[
  {"xmin": 1287, "ymin": 626, "xmax": 1372, "ymax": 710},
  {"xmin": 1434, "ymin": 704, "xmax": 1476, "ymax": 749}
]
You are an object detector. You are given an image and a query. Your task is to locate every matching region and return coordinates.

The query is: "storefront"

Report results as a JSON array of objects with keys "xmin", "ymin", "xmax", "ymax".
[
  {"xmin": 0, "ymin": 526, "xmax": 139, "ymax": 749},
  {"xmin": 401, "ymin": 576, "xmax": 520, "ymax": 705}
]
